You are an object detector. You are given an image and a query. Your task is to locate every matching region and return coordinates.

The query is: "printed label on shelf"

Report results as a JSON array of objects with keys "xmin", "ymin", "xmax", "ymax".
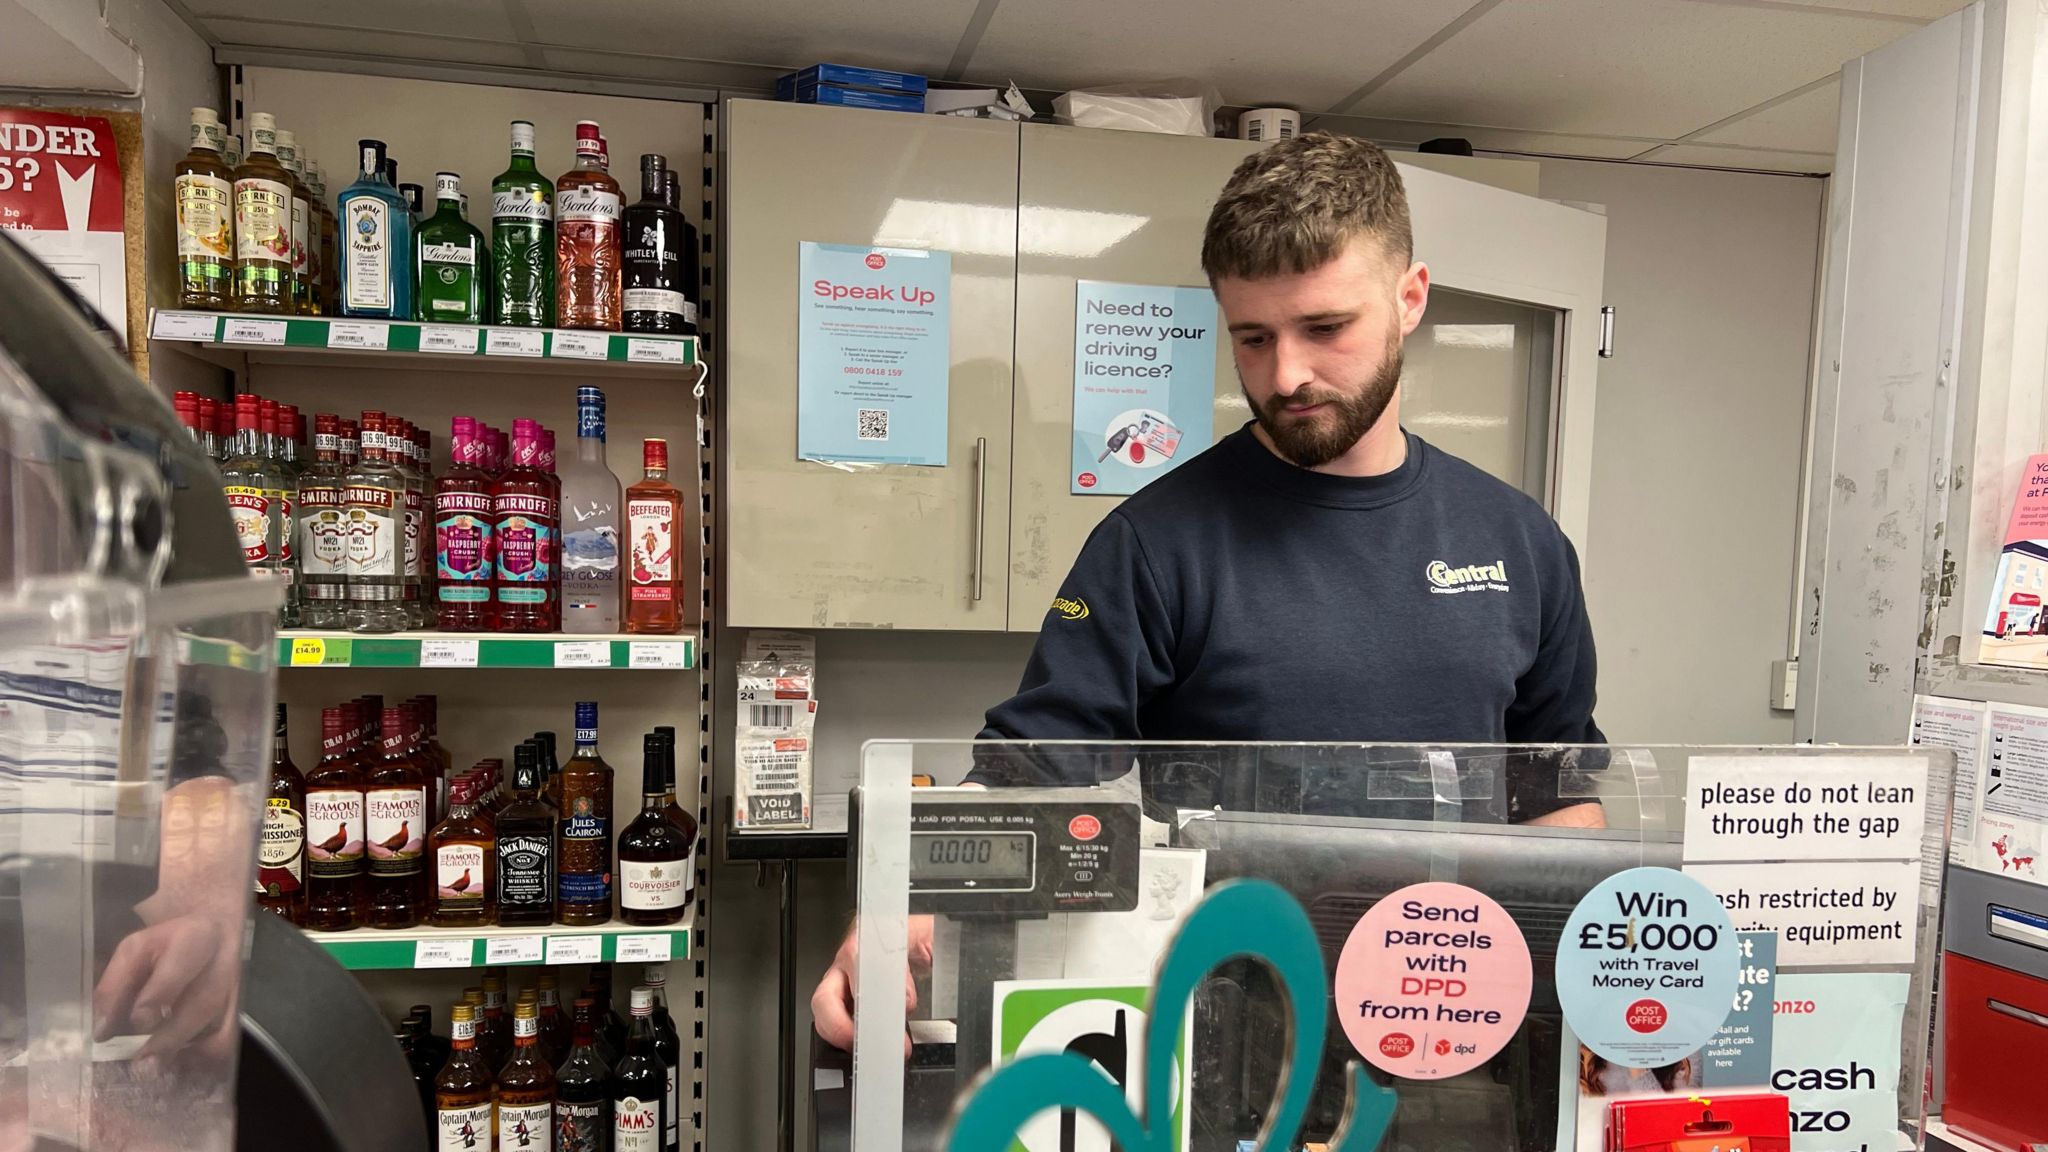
[
  {"xmin": 414, "ymin": 939, "xmax": 474, "ymax": 968},
  {"xmin": 485, "ymin": 328, "xmax": 546, "ymax": 357},
  {"xmin": 288, "ymin": 637, "xmax": 327, "ymax": 666},
  {"xmin": 628, "ymin": 640, "xmax": 690, "ymax": 669},
  {"xmin": 554, "ymin": 640, "xmax": 611, "ymax": 668},
  {"xmin": 326, "ymin": 321, "xmax": 390, "ymax": 351},
  {"xmin": 543, "ymin": 933, "xmax": 604, "ymax": 964},
  {"xmin": 550, "ymin": 331, "xmax": 608, "ymax": 360},
  {"xmin": 420, "ymin": 638, "xmax": 479, "ymax": 667},
  {"xmin": 152, "ymin": 311, "xmax": 218, "ymax": 341},
  {"xmin": 626, "ymin": 338, "xmax": 687, "ymax": 364},
  {"xmin": 420, "ymin": 325, "xmax": 481, "ymax": 354},
  {"xmin": 615, "ymin": 934, "xmax": 673, "ymax": 963},
  {"xmin": 483, "ymin": 935, "xmax": 545, "ymax": 964},
  {"xmin": 221, "ymin": 318, "xmax": 286, "ymax": 345}
]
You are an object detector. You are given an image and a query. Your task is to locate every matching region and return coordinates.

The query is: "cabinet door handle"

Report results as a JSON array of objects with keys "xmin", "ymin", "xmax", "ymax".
[{"xmin": 972, "ymin": 436, "xmax": 987, "ymax": 603}]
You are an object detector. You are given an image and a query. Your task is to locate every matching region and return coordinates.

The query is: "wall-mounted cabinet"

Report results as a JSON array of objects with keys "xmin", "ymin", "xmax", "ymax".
[{"xmin": 722, "ymin": 99, "xmax": 1607, "ymax": 634}]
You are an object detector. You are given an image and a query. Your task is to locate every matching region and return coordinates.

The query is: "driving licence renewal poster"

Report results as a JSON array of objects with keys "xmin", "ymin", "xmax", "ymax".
[
  {"xmin": 1071, "ymin": 280, "xmax": 1217, "ymax": 495},
  {"xmin": 798, "ymin": 242, "xmax": 951, "ymax": 466}
]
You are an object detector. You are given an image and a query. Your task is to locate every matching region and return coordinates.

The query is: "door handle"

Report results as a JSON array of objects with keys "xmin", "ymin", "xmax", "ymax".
[
  {"xmin": 1989, "ymin": 998, "xmax": 2048, "ymax": 1029},
  {"xmin": 972, "ymin": 437, "xmax": 987, "ymax": 603}
]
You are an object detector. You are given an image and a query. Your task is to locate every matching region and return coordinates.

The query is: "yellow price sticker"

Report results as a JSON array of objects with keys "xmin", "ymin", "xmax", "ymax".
[{"xmin": 289, "ymin": 638, "xmax": 327, "ymax": 666}]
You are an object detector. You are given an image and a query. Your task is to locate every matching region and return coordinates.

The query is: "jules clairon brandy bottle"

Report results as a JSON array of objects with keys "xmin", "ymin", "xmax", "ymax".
[
  {"xmin": 556, "ymin": 701, "xmax": 614, "ymax": 925},
  {"xmin": 618, "ymin": 732, "xmax": 690, "ymax": 926}
]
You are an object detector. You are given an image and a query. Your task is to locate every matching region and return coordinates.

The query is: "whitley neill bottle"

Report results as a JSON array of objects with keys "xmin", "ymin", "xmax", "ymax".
[{"xmin": 622, "ymin": 154, "xmax": 687, "ymax": 334}]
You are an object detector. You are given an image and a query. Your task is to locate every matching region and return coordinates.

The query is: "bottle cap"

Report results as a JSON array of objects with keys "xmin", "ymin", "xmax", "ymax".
[
  {"xmin": 644, "ymin": 438, "xmax": 668, "ymax": 470},
  {"xmin": 435, "ymin": 172, "xmax": 461, "ymax": 201},
  {"xmin": 451, "ymin": 1004, "xmax": 474, "ymax": 1023},
  {"xmin": 630, "ymin": 987, "xmax": 653, "ymax": 1014},
  {"xmin": 575, "ymin": 701, "xmax": 598, "ymax": 733},
  {"xmin": 510, "ymin": 120, "xmax": 536, "ymax": 153},
  {"xmin": 644, "ymin": 964, "xmax": 666, "ymax": 987}
]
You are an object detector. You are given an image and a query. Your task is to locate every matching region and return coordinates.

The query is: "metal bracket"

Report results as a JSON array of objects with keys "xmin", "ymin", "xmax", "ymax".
[{"xmin": 1598, "ymin": 305, "xmax": 1616, "ymax": 358}]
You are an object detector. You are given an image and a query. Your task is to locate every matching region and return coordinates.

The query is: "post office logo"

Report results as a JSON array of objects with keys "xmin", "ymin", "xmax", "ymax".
[
  {"xmin": 1426, "ymin": 560, "xmax": 1510, "ymax": 594},
  {"xmin": 1051, "ymin": 596, "xmax": 1091, "ymax": 621}
]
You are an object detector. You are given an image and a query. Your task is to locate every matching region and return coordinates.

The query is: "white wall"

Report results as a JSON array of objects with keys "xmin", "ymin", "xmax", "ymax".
[{"xmin": 1532, "ymin": 156, "xmax": 1824, "ymax": 745}]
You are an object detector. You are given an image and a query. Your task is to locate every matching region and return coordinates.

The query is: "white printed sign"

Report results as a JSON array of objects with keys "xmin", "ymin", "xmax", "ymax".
[
  {"xmin": 628, "ymin": 641, "xmax": 691, "ymax": 669},
  {"xmin": 327, "ymin": 321, "xmax": 390, "ymax": 350},
  {"xmin": 554, "ymin": 640, "xmax": 610, "ymax": 668},
  {"xmin": 1770, "ymin": 972, "xmax": 1909, "ymax": 1152},
  {"xmin": 627, "ymin": 338, "xmax": 686, "ymax": 364},
  {"xmin": 551, "ymin": 331, "xmax": 607, "ymax": 359},
  {"xmin": 222, "ymin": 318, "xmax": 286, "ymax": 345},
  {"xmin": 152, "ymin": 311, "xmax": 217, "ymax": 341},
  {"xmin": 1685, "ymin": 860, "xmax": 1920, "ymax": 966},
  {"xmin": 484, "ymin": 935, "xmax": 544, "ymax": 964},
  {"xmin": 420, "ymin": 638, "xmax": 478, "ymax": 668},
  {"xmin": 1910, "ymin": 696, "xmax": 1983, "ymax": 857},
  {"xmin": 420, "ymin": 325, "xmax": 480, "ymax": 354},
  {"xmin": 486, "ymin": 328, "xmax": 545, "ymax": 357},
  {"xmin": 615, "ymin": 934, "xmax": 672, "ymax": 963},
  {"xmin": 1683, "ymin": 755, "xmax": 1927, "ymax": 862},
  {"xmin": 544, "ymin": 934, "xmax": 603, "ymax": 964},
  {"xmin": 1977, "ymin": 704, "xmax": 2048, "ymax": 884},
  {"xmin": 414, "ymin": 939, "xmax": 474, "ymax": 968}
]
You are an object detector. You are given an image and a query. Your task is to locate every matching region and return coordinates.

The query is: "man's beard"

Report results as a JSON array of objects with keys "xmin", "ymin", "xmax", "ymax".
[{"xmin": 1247, "ymin": 343, "xmax": 1404, "ymax": 469}]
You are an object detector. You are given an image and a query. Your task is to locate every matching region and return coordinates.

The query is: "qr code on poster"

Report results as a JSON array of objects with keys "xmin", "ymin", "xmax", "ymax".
[{"xmin": 857, "ymin": 408, "xmax": 889, "ymax": 441}]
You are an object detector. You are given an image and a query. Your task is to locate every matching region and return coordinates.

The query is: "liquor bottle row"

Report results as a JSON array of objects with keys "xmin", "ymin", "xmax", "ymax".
[
  {"xmin": 175, "ymin": 384, "xmax": 687, "ymax": 634},
  {"xmin": 257, "ymin": 698, "xmax": 697, "ymax": 930},
  {"xmin": 406, "ymin": 965, "xmax": 686, "ymax": 1152},
  {"xmin": 175, "ymin": 109, "xmax": 699, "ymax": 334}
]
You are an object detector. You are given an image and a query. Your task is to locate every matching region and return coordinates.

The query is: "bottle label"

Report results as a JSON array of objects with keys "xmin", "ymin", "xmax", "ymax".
[
  {"xmin": 666, "ymin": 1063, "xmax": 681, "ymax": 1146},
  {"xmin": 682, "ymin": 299, "xmax": 699, "ymax": 325},
  {"xmin": 563, "ymin": 522, "xmax": 619, "ymax": 578},
  {"xmin": 175, "ymin": 173, "xmax": 232, "ymax": 263},
  {"xmin": 493, "ymin": 189, "xmax": 550, "ymax": 222},
  {"xmin": 344, "ymin": 484, "xmax": 401, "ymax": 578},
  {"xmin": 557, "ymin": 188, "xmax": 622, "ymax": 223},
  {"xmin": 365, "ymin": 787, "xmax": 426, "ymax": 876},
  {"xmin": 290, "ymin": 194, "xmax": 309, "ymax": 279},
  {"xmin": 614, "ymin": 1096, "xmax": 660, "ymax": 1152},
  {"xmin": 254, "ymin": 797, "xmax": 305, "ymax": 896},
  {"xmin": 628, "ymin": 499, "xmax": 673, "ymax": 598},
  {"xmin": 224, "ymin": 486, "xmax": 270, "ymax": 564},
  {"xmin": 345, "ymin": 197, "xmax": 392, "ymax": 310},
  {"xmin": 305, "ymin": 790, "xmax": 365, "ymax": 878},
  {"xmin": 495, "ymin": 492, "xmax": 556, "ymax": 603},
  {"xmin": 423, "ymin": 241, "xmax": 478, "ymax": 266},
  {"xmin": 438, "ymin": 490, "xmax": 495, "ymax": 599},
  {"xmin": 555, "ymin": 1100, "xmax": 604, "ymax": 1152},
  {"xmin": 682, "ymin": 841, "xmax": 697, "ymax": 897},
  {"xmin": 271, "ymin": 488, "xmax": 296, "ymax": 563},
  {"xmin": 620, "ymin": 856, "xmax": 687, "ymax": 910},
  {"xmin": 437, "ymin": 1102, "xmax": 493, "ymax": 1152},
  {"xmin": 403, "ymin": 487, "xmax": 424, "ymax": 580},
  {"xmin": 299, "ymin": 483, "xmax": 348, "ymax": 581},
  {"xmin": 497, "ymin": 832, "xmax": 554, "ymax": 909},
  {"xmin": 497, "ymin": 1101, "xmax": 552, "ymax": 1150},
  {"xmin": 233, "ymin": 178, "xmax": 291, "ymax": 264},
  {"xmin": 434, "ymin": 842, "xmax": 485, "ymax": 911},
  {"xmin": 622, "ymin": 287, "xmax": 686, "ymax": 316}
]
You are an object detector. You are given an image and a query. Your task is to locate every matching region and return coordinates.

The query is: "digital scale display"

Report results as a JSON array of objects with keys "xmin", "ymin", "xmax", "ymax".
[{"xmin": 911, "ymin": 831, "xmax": 1034, "ymax": 885}]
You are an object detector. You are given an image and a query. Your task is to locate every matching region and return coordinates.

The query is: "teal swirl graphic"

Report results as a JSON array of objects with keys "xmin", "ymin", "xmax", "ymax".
[{"xmin": 945, "ymin": 879, "xmax": 1398, "ymax": 1152}]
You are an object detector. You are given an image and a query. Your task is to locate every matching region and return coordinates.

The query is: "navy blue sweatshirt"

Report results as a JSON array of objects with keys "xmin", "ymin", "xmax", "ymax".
[{"xmin": 975, "ymin": 425, "xmax": 1603, "ymax": 822}]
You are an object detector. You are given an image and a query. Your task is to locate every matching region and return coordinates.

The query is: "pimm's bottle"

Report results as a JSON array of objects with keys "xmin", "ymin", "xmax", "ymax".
[{"xmin": 611, "ymin": 987, "xmax": 664, "ymax": 1152}]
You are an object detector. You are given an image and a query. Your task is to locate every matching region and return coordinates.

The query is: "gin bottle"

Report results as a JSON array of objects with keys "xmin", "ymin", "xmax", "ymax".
[
  {"xmin": 337, "ymin": 139, "xmax": 414, "ymax": 319},
  {"xmin": 416, "ymin": 172, "xmax": 488, "ymax": 323},
  {"xmin": 491, "ymin": 120, "xmax": 555, "ymax": 327}
]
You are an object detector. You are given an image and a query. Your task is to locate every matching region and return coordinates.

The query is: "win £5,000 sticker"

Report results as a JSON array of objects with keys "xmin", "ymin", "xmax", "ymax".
[{"xmin": 1556, "ymin": 867, "xmax": 1740, "ymax": 1068}]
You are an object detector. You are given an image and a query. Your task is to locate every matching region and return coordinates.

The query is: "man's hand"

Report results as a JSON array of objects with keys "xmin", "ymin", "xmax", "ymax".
[
  {"xmin": 811, "ymin": 913, "xmax": 935, "ymax": 1053},
  {"xmin": 1527, "ymin": 801, "xmax": 1606, "ymax": 829}
]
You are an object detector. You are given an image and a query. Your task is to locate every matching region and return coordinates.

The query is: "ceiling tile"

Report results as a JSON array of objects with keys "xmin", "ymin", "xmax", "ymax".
[
  {"xmin": 1313, "ymin": 114, "xmax": 1656, "ymax": 160},
  {"xmin": 189, "ymin": 0, "xmax": 519, "ymax": 42},
  {"xmin": 967, "ymin": 0, "xmax": 1465, "ymax": 111},
  {"xmin": 201, "ymin": 18, "xmax": 534, "ymax": 69},
  {"xmin": 1634, "ymin": 142, "xmax": 1834, "ymax": 173},
  {"xmin": 1356, "ymin": 0, "xmax": 1907, "ymax": 139},
  {"xmin": 1693, "ymin": 78, "xmax": 1840, "ymax": 151},
  {"xmin": 524, "ymin": 0, "xmax": 969, "ymax": 76}
]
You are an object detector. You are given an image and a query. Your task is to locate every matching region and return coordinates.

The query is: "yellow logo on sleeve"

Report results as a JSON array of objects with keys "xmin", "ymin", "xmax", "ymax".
[{"xmin": 1051, "ymin": 596, "xmax": 1090, "ymax": 621}]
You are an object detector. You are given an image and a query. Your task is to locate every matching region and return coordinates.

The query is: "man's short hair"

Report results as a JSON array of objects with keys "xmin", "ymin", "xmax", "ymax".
[{"xmin": 1200, "ymin": 132, "xmax": 1414, "ymax": 282}]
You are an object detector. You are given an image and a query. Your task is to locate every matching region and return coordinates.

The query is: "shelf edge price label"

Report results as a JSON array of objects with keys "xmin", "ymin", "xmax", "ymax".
[
  {"xmin": 544, "ymin": 934, "xmax": 604, "ymax": 964},
  {"xmin": 485, "ymin": 328, "xmax": 546, "ymax": 357},
  {"xmin": 152, "ymin": 311, "xmax": 218, "ymax": 341},
  {"xmin": 1555, "ymin": 866, "xmax": 1739, "ymax": 1069},
  {"xmin": 415, "ymin": 939, "xmax": 475, "ymax": 968},
  {"xmin": 615, "ymin": 933, "xmax": 672, "ymax": 963},
  {"xmin": 420, "ymin": 638, "xmax": 479, "ymax": 668},
  {"xmin": 327, "ymin": 321, "xmax": 391, "ymax": 350},
  {"xmin": 420, "ymin": 325, "xmax": 481, "ymax": 354},
  {"xmin": 628, "ymin": 640, "xmax": 690, "ymax": 669},
  {"xmin": 626, "ymin": 337, "xmax": 687, "ymax": 364},
  {"xmin": 221, "ymin": 318, "xmax": 287, "ymax": 345},
  {"xmin": 554, "ymin": 640, "xmax": 611, "ymax": 668},
  {"xmin": 550, "ymin": 331, "xmax": 608, "ymax": 360},
  {"xmin": 484, "ymin": 935, "xmax": 545, "ymax": 964}
]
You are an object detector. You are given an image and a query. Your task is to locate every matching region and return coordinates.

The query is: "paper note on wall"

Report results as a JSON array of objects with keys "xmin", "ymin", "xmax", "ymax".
[
  {"xmin": 1977, "ymin": 703, "xmax": 2048, "ymax": 884},
  {"xmin": 1070, "ymin": 280, "xmax": 1217, "ymax": 495},
  {"xmin": 1909, "ymin": 694, "xmax": 1984, "ymax": 863}
]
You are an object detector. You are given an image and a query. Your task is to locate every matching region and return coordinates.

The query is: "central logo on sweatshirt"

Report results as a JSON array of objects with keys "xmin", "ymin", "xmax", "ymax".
[
  {"xmin": 1051, "ymin": 596, "xmax": 1091, "ymax": 621},
  {"xmin": 1427, "ymin": 560, "xmax": 1510, "ymax": 594}
]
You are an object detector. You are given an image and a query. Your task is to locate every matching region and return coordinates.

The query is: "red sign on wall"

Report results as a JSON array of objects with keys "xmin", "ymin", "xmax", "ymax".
[{"xmin": 0, "ymin": 107, "xmax": 128, "ymax": 325}]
